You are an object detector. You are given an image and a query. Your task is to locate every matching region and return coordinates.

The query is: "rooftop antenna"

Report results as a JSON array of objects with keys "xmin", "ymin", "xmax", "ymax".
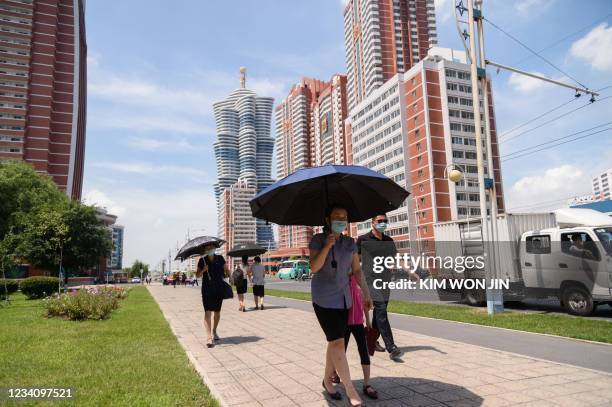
[{"xmin": 240, "ymin": 66, "xmax": 246, "ymax": 88}]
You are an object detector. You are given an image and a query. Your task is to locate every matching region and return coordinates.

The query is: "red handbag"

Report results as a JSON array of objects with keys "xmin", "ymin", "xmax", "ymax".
[{"xmin": 364, "ymin": 312, "xmax": 379, "ymax": 356}]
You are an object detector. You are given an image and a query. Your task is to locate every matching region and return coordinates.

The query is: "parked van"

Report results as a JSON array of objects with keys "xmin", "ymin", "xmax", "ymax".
[{"xmin": 434, "ymin": 208, "xmax": 612, "ymax": 316}]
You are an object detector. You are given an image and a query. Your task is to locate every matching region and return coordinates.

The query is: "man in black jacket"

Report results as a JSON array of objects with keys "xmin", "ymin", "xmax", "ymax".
[{"xmin": 357, "ymin": 214, "xmax": 403, "ymax": 360}]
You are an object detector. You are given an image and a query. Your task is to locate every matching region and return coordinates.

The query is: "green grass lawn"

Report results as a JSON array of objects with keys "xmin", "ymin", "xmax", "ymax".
[
  {"xmin": 257, "ymin": 288, "xmax": 612, "ymax": 344},
  {"xmin": 0, "ymin": 287, "xmax": 219, "ymax": 407}
]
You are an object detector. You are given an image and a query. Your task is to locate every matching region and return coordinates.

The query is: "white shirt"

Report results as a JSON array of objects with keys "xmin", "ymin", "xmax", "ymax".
[{"xmin": 250, "ymin": 263, "xmax": 265, "ymax": 285}]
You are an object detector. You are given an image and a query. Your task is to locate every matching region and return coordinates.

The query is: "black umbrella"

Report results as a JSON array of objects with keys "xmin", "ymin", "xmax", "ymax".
[
  {"xmin": 175, "ymin": 236, "xmax": 225, "ymax": 261},
  {"xmin": 226, "ymin": 242, "xmax": 267, "ymax": 258},
  {"xmin": 250, "ymin": 165, "xmax": 409, "ymax": 226}
]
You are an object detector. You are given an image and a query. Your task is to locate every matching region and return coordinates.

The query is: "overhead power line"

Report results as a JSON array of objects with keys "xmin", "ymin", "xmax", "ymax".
[
  {"xmin": 500, "ymin": 95, "xmax": 612, "ymax": 144},
  {"xmin": 512, "ymin": 12, "xmax": 612, "ymax": 67},
  {"xmin": 484, "ymin": 17, "xmax": 588, "ymax": 89},
  {"xmin": 500, "ymin": 83, "xmax": 612, "ymax": 140},
  {"xmin": 503, "ymin": 122, "xmax": 612, "ymax": 157},
  {"xmin": 499, "ymin": 97, "xmax": 577, "ymax": 139},
  {"xmin": 502, "ymin": 126, "xmax": 612, "ymax": 162}
]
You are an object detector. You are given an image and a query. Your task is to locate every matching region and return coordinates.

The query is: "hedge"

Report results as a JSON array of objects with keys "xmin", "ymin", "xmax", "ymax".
[
  {"xmin": 0, "ymin": 279, "xmax": 19, "ymax": 299},
  {"xmin": 19, "ymin": 276, "xmax": 60, "ymax": 299}
]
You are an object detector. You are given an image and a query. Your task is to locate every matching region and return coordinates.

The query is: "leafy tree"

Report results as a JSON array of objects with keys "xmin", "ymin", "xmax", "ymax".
[
  {"xmin": 0, "ymin": 160, "xmax": 65, "ymax": 239},
  {"xmin": 129, "ymin": 260, "xmax": 149, "ymax": 278},
  {"xmin": 1, "ymin": 161, "xmax": 112, "ymax": 274},
  {"xmin": 9, "ymin": 201, "xmax": 112, "ymax": 274}
]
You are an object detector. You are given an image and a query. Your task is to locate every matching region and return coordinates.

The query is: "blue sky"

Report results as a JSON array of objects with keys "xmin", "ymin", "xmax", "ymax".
[{"xmin": 81, "ymin": 0, "xmax": 612, "ymax": 268}]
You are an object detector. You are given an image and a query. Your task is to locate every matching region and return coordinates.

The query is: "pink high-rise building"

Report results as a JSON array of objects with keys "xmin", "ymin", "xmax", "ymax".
[
  {"xmin": 273, "ymin": 75, "xmax": 349, "ymax": 252},
  {"xmin": 0, "ymin": 0, "xmax": 87, "ymax": 199},
  {"xmin": 344, "ymin": 0, "xmax": 438, "ymax": 111}
]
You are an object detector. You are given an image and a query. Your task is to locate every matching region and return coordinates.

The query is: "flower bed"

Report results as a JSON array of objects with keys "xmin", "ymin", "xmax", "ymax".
[{"xmin": 43, "ymin": 286, "xmax": 130, "ymax": 320}]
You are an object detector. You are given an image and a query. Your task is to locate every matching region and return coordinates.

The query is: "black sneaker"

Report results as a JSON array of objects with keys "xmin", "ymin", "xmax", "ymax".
[{"xmin": 389, "ymin": 346, "xmax": 403, "ymax": 360}]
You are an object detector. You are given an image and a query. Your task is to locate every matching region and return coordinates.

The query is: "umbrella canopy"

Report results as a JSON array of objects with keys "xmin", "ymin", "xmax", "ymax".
[
  {"xmin": 175, "ymin": 236, "xmax": 225, "ymax": 261},
  {"xmin": 226, "ymin": 242, "xmax": 267, "ymax": 258},
  {"xmin": 250, "ymin": 165, "xmax": 409, "ymax": 226}
]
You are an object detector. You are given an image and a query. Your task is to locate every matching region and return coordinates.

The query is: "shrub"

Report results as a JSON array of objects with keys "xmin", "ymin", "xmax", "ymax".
[
  {"xmin": 0, "ymin": 279, "xmax": 19, "ymax": 299},
  {"xmin": 19, "ymin": 276, "xmax": 60, "ymax": 299},
  {"xmin": 43, "ymin": 286, "xmax": 128, "ymax": 320}
]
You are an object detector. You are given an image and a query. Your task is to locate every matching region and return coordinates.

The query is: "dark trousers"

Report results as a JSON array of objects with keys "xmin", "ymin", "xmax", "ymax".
[
  {"xmin": 373, "ymin": 301, "xmax": 395, "ymax": 351},
  {"xmin": 344, "ymin": 324, "xmax": 370, "ymax": 365}
]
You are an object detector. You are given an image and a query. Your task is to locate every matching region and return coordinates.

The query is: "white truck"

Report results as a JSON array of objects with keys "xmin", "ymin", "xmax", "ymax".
[{"xmin": 433, "ymin": 208, "xmax": 612, "ymax": 316}]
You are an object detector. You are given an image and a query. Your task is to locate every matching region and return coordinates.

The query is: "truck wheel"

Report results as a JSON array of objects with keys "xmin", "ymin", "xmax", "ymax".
[
  {"xmin": 562, "ymin": 286, "xmax": 594, "ymax": 316},
  {"xmin": 461, "ymin": 289, "xmax": 485, "ymax": 306}
]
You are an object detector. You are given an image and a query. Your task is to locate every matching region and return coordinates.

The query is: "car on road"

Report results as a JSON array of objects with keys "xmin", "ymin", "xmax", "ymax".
[
  {"xmin": 277, "ymin": 260, "xmax": 311, "ymax": 280},
  {"xmin": 131, "ymin": 277, "xmax": 141, "ymax": 284}
]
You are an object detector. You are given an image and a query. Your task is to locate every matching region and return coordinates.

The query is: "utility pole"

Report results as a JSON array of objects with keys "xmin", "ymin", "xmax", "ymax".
[
  {"xmin": 456, "ymin": 0, "xmax": 598, "ymax": 314},
  {"xmin": 466, "ymin": 0, "xmax": 501, "ymax": 314}
]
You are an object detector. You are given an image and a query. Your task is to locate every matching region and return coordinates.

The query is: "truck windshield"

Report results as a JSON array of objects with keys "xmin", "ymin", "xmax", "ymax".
[{"xmin": 594, "ymin": 227, "xmax": 612, "ymax": 256}]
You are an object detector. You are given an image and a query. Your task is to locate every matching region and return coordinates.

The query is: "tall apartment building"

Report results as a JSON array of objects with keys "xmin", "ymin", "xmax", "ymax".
[
  {"xmin": 0, "ymin": 0, "xmax": 87, "ymax": 199},
  {"xmin": 217, "ymin": 179, "xmax": 257, "ymax": 261},
  {"xmin": 592, "ymin": 168, "xmax": 611, "ymax": 201},
  {"xmin": 347, "ymin": 48, "xmax": 505, "ymax": 251},
  {"xmin": 108, "ymin": 224, "xmax": 123, "ymax": 270},
  {"xmin": 312, "ymin": 74, "xmax": 349, "ymax": 166},
  {"xmin": 274, "ymin": 75, "xmax": 349, "ymax": 251},
  {"xmin": 344, "ymin": 0, "xmax": 437, "ymax": 111},
  {"xmin": 213, "ymin": 68, "xmax": 275, "ymax": 248}
]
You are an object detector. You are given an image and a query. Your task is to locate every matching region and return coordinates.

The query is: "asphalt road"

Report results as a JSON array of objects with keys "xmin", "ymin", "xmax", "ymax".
[
  {"xmin": 266, "ymin": 277, "xmax": 612, "ymax": 318},
  {"xmin": 260, "ymin": 294, "xmax": 612, "ymax": 373}
]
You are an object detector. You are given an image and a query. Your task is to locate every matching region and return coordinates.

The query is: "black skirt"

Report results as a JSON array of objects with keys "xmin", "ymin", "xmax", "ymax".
[
  {"xmin": 313, "ymin": 302, "xmax": 348, "ymax": 342},
  {"xmin": 202, "ymin": 293, "xmax": 223, "ymax": 312},
  {"xmin": 236, "ymin": 279, "xmax": 248, "ymax": 294}
]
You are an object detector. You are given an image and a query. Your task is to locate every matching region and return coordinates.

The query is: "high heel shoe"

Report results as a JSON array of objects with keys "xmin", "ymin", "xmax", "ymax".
[{"xmin": 322, "ymin": 380, "xmax": 342, "ymax": 400}]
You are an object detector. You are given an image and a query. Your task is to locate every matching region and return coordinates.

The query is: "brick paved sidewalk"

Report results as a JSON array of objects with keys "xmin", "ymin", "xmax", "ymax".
[{"xmin": 148, "ymin": 284, "xmax": 612, "ymax": 407}]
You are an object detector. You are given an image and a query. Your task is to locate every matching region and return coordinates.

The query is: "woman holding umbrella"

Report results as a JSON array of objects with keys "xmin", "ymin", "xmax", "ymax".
[
  {"xmin": 250, "ymin": 164, "xmax": 409, "ymax": 405},
  {"xmin": 197, "ymin": 244, "xmax": 231, "ymax": 348},
  {"xmin": 310, "ymin": 205, "xmax": 373, "ymax": 407}
]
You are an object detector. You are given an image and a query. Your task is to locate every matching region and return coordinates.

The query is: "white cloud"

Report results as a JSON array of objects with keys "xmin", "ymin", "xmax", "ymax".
[
  {"xmin": 82, "ymin": 189, "xmax": 127, "ymax": 217},
  {"xmin": 570, "ymin": 23, "xmax": 612, "ymax": 72},
  {"xmin": 435, "ymin": 0, "xmax": 452, "ymax": 24},
  {"xmin": 514, "ymin": 0, "xmax": 555, "ymax": 17},
  {"xmin": 124, "ymin": 136, "xmax": 203, "ymax": 152},
  {"xmin": 91, "ymin": 161, "xmax": 213, "ymax": 182},
  {"xmin": 88, "ymin": 111, "xmax": 212, "ymax": 135},
  {"xmin": 505, "ymin": 164, "xmax": 591, "ymax": 211},
  {"xmin": 82, "ymin": 186, "xmax": 218, "ymax": 268},
  {"xmin": 507, "ymin": 71, "xmax": 552, "ymax": 93}
]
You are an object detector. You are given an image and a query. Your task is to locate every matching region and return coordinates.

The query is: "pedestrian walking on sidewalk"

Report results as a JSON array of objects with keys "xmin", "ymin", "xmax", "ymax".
[
  {"xmin": 310, "ymin": 205, "xmax": 373, "ymax": 407},
  {"xmin": 357, "ymin": 213, "xmax": 403, "ymax": 360},
  {"xmin": 233, "ymin": 256, "xmax": 248, "ymax": 312},
  {"xmin": 198, "ymin": 246, "xmax": 231, "ymax": 347},
  {"xmin": 331, "ymin": 273, "xmax": 378, "ymax": 400},
  {"xmin": 248, "ymin": 256, "xmax": 265, "ymax": 310}
]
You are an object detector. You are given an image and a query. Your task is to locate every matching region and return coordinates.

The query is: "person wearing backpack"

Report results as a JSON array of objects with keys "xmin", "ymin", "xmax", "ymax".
[{"xmin": 233, "ymin": 255, "xmax": 249, "ymax": 312}]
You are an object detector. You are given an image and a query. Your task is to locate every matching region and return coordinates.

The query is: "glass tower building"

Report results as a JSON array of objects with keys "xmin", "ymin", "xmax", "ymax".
[{"xmin": 213, "ymin": 68, "xmax": 275, "ymax": 248}]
